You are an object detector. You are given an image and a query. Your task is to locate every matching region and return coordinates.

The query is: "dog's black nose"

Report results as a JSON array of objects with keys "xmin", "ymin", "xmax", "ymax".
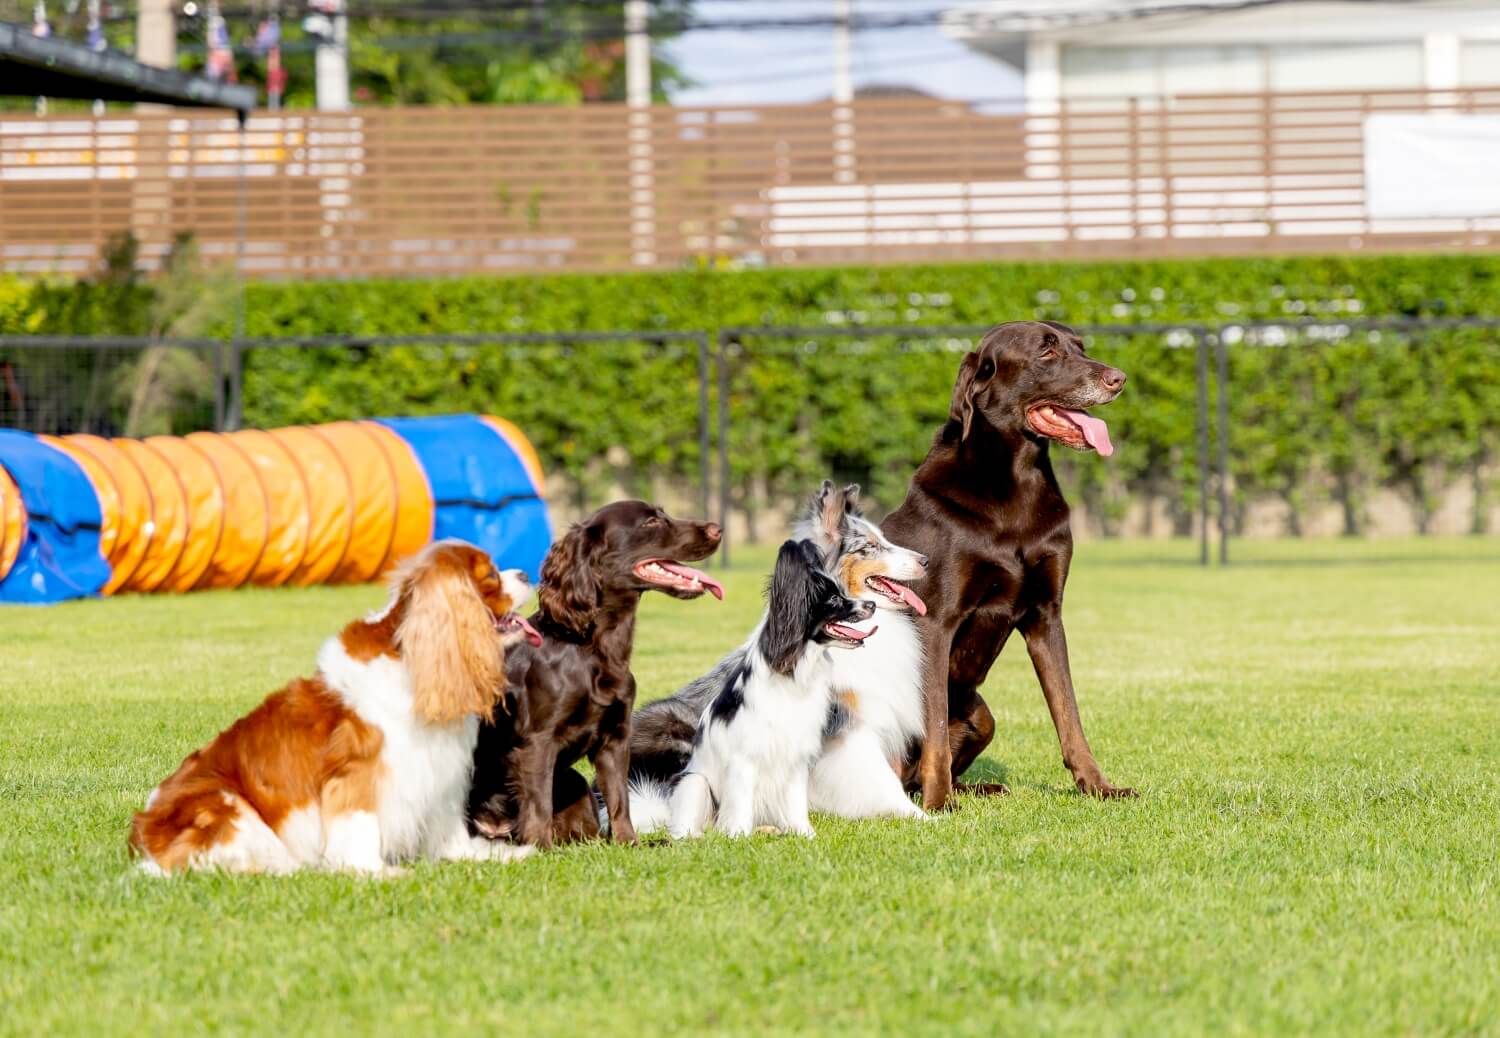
[
  {"xmin": 917, "ymin": 554, "xmax": 929, "ymax": 569},
  {"xmin": 1101, "ymin": 367, "xmax": 1126, "ymax": 391}
]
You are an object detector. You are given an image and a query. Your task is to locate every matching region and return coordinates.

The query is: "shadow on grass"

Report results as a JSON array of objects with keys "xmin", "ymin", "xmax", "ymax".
[{"xmin": 957, "ymin": 758, "xmax": 1011, "ymax": 788}]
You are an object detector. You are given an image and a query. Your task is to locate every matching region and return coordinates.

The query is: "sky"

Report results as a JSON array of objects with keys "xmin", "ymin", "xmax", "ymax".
[{"xmin": 665, "ymin": 0, "xmax": 1024, "ymax": 105}]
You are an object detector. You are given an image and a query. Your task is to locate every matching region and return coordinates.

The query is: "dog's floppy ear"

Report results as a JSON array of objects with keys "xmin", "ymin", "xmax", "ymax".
[
  {"xmin": 538, "ymin": 522, "xmax": 602, "ymax": 635},
  {"xmin": 396, "ymin": 549, "xmax": 506, "ymax": 726},
  {"xmin": 760, "ymin": 539, "xmax": 820, "ymax": 676},
  {"xmin": 948, "ymin": 350, "xmax": 985, "ymax": 441}
]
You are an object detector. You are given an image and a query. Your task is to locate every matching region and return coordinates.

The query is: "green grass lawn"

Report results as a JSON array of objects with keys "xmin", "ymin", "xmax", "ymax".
[{"xmin": 3, "ymin": 537, "xmax": 1498, "ymax": 1036}]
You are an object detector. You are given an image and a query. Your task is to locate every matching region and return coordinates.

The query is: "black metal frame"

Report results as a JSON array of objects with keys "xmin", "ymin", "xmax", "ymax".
[{"xmin": 8, "ymin": 316, "xmax": 1498, "ymax": 569}]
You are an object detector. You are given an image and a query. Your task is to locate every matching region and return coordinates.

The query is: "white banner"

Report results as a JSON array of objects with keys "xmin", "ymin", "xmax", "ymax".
[{"xmin": 1365, "ymin": 113, "xmax": 1500, "ymax": 219}]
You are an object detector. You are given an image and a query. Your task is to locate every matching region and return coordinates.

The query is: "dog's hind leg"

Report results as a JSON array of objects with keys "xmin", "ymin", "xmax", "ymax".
[
  {"xmin": 195, "ymin": 795, "xmax": 301, "ymax": 874},
  {"xmin": 667, "ymin": 772, "xmax": 714, "ymax": 839},
  {"xmin": 811, "ymin": 727, "xmax": 924, "ymax": 819}
]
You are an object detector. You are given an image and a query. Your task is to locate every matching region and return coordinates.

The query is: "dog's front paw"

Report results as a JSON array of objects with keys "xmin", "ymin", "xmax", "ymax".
[
  {"xmin": 751, "ymin": 824, "xmax": 782, "ymax": 836},
  {"xmin": 920, "ymin": 772, "xmax": 955, "ymax": 812},
  {"xmin": 956, "ymin": 781, "xmax": 1011, "ymax": 798},
  {"xmin": 1075, "ymin": 773, "xmax": 1139, "ymax": 799},
  {"xmin": 471, "ymin": 813, "xmax": 513, "ymax": 841}
]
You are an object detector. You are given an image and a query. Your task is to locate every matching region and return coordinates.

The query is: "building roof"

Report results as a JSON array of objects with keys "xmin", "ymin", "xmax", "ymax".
[
  {"xmin": 945, "ymin": 0, "xmax": 1500, "ymax": 62},
  {"xmin": 0, "ymin": 20, "xmax": 255, "ymax": 114}
]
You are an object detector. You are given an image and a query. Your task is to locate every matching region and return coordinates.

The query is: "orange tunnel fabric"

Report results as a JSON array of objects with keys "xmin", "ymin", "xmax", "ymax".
[
  {"xmin": 362, "ymin": 420, "xmax": 434, "ymax": 576},
  {"xmin": 114, "ymin": 439, "xmax": 190, "ymax": 594},
  {"xmin": 269, "ymin": 426, "xmax": 354, "ymax": 587},
  {"xmin": 184, "ymin": 432, "xmax": 268, "ymax": 591},
  {"xmin": 146, "ymin": 437, "xmax": 225, "ymax": 593},
  {"xmin": 226, "ymin": 429, "xmax": 310, "ymax": 589},
  {"xmin": 315, "ymin": 422, "xmax": 398, "ymax": 586},
  {"xmin": 0, "ymin": 462, "xmax": 24, "ymax": 583},
  {"xmin": 3, "ymin": 415, "xmax": 535, "ymax": 601},
  {"xmin": 39, "ymin": 435, "xmax": 120, "ymax": 563},
  {"xmin": 62, "ymin": 434, "xmax": 153, "ymax": 595}
]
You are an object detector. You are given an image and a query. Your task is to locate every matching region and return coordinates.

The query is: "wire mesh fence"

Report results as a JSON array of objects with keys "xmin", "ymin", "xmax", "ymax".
[
  {"xmin": 0, "ymin": 335, "xmax": 226, "ymax": 437},
  {"xmin": 234, "ymin": 332, "xmax": 714, "ymax": 525},
  {"xmin": 2, "ymin": 317, "xmax": 1496, "ymax": 567},
  {"xmin": 714, "ymin": 324, "xmax": 1214, "ymax": 568}
]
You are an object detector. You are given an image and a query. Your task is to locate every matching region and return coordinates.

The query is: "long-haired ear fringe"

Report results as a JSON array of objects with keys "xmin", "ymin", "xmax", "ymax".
[
  {"xmin": 395, "ymin": 551, "xmax": 505, "ymax": 725},
  {"xmin": 760, "ymin": 539, "xmax": 819, "ymax": 676},
  {"xmin": 537, "ymin": 523, "xmax": 601, "ymax": 635}
]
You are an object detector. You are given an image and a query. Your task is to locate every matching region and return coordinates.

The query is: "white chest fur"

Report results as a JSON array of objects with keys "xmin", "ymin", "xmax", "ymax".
[
  {"xmin": 827, "ymin": 610, "xmax": 925, "ymax": 759},
  {"xmin": 317, "ymin": 639, "xmax": 479, "ymax": 863}
]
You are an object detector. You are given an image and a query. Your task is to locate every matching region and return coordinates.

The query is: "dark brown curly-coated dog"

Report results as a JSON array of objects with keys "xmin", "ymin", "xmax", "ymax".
[{"xmin": 467, "ymin": 500, "xmax": 721, "ymax": 848}]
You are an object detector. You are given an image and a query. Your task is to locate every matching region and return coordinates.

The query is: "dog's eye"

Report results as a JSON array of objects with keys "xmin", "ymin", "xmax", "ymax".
[{"xmin": 977, "ymin": 359, "xmax": 994, "ymax": 380}]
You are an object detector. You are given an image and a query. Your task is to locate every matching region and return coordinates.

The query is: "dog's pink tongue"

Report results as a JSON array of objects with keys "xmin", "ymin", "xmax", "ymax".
[
  {"xmin": 1061, "ymin": 409, "xmax": 1114, "ymax": 457},
  {"xmin": 892, "ymin": 582, "xmax": 927, "ymax": 616},
  {"xmin": 517, "ymin": 615, "xmax": 543, "ymax": 647},
  {"xmin": 662, "ymin": 562, "xmax": 725, "ymax": 600}
]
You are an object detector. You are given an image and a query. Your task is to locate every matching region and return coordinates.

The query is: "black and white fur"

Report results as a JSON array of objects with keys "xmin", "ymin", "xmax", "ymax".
[
  {"xmin": 629, "ymin": 482, "xmax": 929, "ymax": 827},
  {"xmin": 654, "ymin": 539, "xmax": 874, "ymax": 838}
]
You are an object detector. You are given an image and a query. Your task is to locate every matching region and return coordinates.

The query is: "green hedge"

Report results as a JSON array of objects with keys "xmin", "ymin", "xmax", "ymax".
[{"xmin": 7, "ymin": 253, "xmax": 1499, "ymax": 533}]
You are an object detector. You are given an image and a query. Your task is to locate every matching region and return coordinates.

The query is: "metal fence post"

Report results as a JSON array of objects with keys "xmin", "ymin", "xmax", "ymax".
[
  {"xmin": 1214, "ymin": 331, "xmax": 1231, "ymax": 565},
  {"xmin": 696, "ymin": 333, "xmax": 712, "ymax": 524},
  {"xmin": 1195, "ymin": 328, "xmax": 1211, "ymax": 567},
  {"xmin": 212, "ymin": 340, "xmax": 226, "ymax": 432},
  {"xmin": 716, "ymin": 330, "xmax": 733, "ymax": 569},
  {"xmin": 227, "ymin": 339, "xmax": 244, "ymax": 431}
]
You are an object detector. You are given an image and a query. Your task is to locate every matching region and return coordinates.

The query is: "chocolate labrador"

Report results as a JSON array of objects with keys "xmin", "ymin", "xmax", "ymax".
[{"xmin": 882, "ymin": 320, "xmax": 1138, "ymax": 809}]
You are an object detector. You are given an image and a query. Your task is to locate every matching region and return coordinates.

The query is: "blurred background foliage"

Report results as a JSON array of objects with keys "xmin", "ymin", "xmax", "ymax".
[{"xmin": 4, "ymin": 251, "xmax": 1497, "ymax": 534}]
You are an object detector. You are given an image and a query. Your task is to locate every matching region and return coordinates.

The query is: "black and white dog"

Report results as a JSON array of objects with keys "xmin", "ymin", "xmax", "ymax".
[
  {"xmin": 630, "ymin": 483, "xmax": 929, "ymax": 823},
  {"xmin": 644, "ymin": 539, "xmax": 874, "ymax": 838}
]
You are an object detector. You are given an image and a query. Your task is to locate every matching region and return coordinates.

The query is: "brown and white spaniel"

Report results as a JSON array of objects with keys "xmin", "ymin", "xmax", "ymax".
[{"xmin": 129, "ymin": 539, "xmax": 542, "ymax": 876}]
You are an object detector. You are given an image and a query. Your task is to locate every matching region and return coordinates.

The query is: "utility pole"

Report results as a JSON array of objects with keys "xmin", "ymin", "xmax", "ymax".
[
  {"xmin": 132, "ymin": 0, "xmax": 176, "ymax": 273},
  {"xmin": 625, "ymin": 0, "xmax": 650, "ymax": 107},
  {"xmin": 135, "ymin": 0, "xmax": 175, "ymax": 69},
  {"xmin": 832, "ymin": 0, "xmax": 855, "ymax": 182},
  {"xmin": 87, "ymin": 0, "xmax": 105, "ymax": 115},
  {"xmin": 309, "ymin": 0, "xmax": 349, "ymax": 110},
  {"xmin": 625, "ymin": 0, "xmax": 655, "ymax": 265},
  {"xmin": 832, "ymin": 0, "xmax": 853, "ymax": 105}
]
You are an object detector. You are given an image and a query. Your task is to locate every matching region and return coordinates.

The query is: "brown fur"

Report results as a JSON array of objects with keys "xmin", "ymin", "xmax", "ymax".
[
  {"xmin": 469, "ymin": 501, "xmax": 722, "ymax": 849},
  {"xmin": 128, "ymin": 678, "xmax": 382, "ymax": 870},
  {"xmin": 130, "ymin": 540, "xmax": 521, "ymax": 873},
  {"xmin": 837, "ymin": 554, "xmax": 886, "ymax": 599},
  {"xmin": 881, "ymin": 321, "xmax": 1137, "ymax": 809},
  {"xmin": 394, "ymin": 547, "xmax": 509, "ymax": 725},
  {"xmin": 535, "ymin": 523, "xmax": 601, "ymax": 636},
  {"xmin": 339, "ymin": 612, "xmax": 399, "ymax": 662}
]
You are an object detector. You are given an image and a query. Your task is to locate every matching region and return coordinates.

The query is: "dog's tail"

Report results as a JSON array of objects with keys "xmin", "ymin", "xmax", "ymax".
[{"xmin": 627, "ymin": 776, "xmax": 676, "ymax": 835}]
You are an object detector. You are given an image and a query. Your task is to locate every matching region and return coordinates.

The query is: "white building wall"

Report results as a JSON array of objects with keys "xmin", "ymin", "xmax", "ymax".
[{"xmin": 1056, "ymin": 41, "xmax": 1435, "ymax": 99}]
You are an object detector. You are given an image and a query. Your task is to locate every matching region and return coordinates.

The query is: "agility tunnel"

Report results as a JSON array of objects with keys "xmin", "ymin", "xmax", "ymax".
[{"xmin": 0, "ymin": 415, "xmax": 551, "ymax": 605}]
